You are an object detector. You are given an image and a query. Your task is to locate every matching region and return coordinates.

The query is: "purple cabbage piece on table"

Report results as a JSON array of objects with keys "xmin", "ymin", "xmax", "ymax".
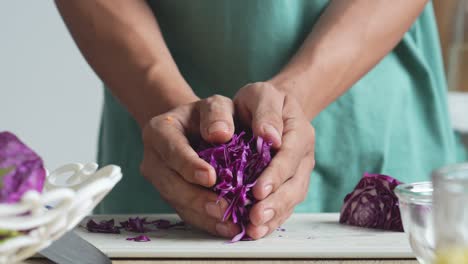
[
  {"xmin": 197, "ymin": 132, "xmax": 273, "ymax": 242},
  {"xmin": 86, "ymin": 219, "xmax": 121, "ymax": 234},
  {"xmin": 126, "ymin": 235, "xmax": 151, "ymax": 242},
  {"xmin": 86, "ymin": 217, "xmax": 186, "ymax": 242},
  {"xmin": 0, "ymin": 131, "xmax": 46, "ymax": 203},
  {"xmin": 339, "ymin": 172, "xmax": 404, "ymax": 232},
  {"xmin": 120, "ymin": 217, "xmax": 148, "ymax": 233},
  {"xmin": 149, "ymin": 219, "xmax": 172, "ymax": 229}
]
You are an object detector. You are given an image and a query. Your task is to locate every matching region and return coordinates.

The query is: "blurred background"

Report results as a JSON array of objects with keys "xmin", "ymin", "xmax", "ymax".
[
  {"xmin": 0, "ymin": 1, "xmax": 101, "ymax": 169},
  {"xmin": 0, "ymin": 1, "xmax": 467, "ymax": 169}
]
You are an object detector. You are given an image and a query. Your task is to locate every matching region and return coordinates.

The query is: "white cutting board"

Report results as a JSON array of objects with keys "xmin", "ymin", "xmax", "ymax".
[{"xmin": 75, "ymin": 213, "xmax": 414, "ymax": 259}]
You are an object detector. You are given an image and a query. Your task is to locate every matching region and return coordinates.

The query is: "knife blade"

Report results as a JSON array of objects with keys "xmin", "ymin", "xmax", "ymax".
[{"xmin": 39, "ymin": 230, "xmax": 111, "ymax": 264}]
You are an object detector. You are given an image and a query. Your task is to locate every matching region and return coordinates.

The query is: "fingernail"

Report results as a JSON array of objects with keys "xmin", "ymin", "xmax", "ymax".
[
  {"xmin": 264, "ymin": 184, "xmax": 273, "ymax": 197},
  {"xmin": 195, "ymin": 169, "xmax": 209, "ymax": 186},
  {"xmin": 208, "ymin": 121, "xmax": 229, "ymax": 135},
  {"xmin": 263, "ymin": 124, "xmax": 281, "ymax": 145},
  {"xmin": 257, "ymin": 225, "xmax": 269, "ymax": 237},
  {"xmin": 205, "ymin": 202, "xmax": 222, "ymax": 219},
  {"xmin": 263, "ymin": 209, "xmax": 275, "ymax": 223},
  {"xmin": 216, "ymin": 223, "xmax": 231, "ymax": 237}
]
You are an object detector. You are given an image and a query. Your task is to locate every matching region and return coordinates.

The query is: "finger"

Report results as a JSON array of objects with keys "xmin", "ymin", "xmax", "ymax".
[
  {"xmin": 243, "ymin": 83, "xmax": 284, "ymax": 148},
  {"xmin": 199, "ymin": 95, "xmax": 235, "ymax": 144},
  {"xmin": 246, "ymin": 208, "xmax": 293, "ymax": 240},
  {"xmin": 249, "ymin": 157, "xmax": 313, "ymax": 231},
  {"xmin": 253, "ymin": 117, "xmax": 315, "ymax": 200},
  {"xmin": 178, "ymin": 210, "xmax": 241, "ymax": 238},
  {"xmin": 140, "ymin": 151, "xmax": 240, "ymax": 238},
  {"xmin": 143, "ymin": 114, "xmax": 216, "ymax": 187}
]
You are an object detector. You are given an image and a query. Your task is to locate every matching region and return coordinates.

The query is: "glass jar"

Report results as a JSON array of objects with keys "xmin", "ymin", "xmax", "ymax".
[
  {"xmin": 432, "ymin": 163, "xmax": 468, "ymax": 263},
  {"xmin": 394, "ymin": 182, "xmax": 434, "ymax": 264}
]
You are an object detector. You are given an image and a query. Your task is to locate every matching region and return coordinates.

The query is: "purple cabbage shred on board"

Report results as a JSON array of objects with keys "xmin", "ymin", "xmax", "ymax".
[
  {"xmin": 0, "ymin": 131, "xmax": 46, "ymax": 203},
  {"xmin": 197, "ymin": 132, "xmax": 273, "ymax": 242},
  {"xmin": 126, "ymin": 235, "xmax": 151, "ymax": 242},
  {"xmin": 120, "ymin": 217, "xmax": 148, "ymax": 233},
  {"xmin": 339, "ymin": 172, "xmax": 404, "ymax": 232},
  {"xmin": 148, "ymin": 219, "xmax": 172, "ymax": 229},
  {"xmin": 86, "ymin": 217, "xmax": 186, "ymax": 241},
  {"xmin": 86, "ymin": 219, "xmax": 121, "ymax": 234}
]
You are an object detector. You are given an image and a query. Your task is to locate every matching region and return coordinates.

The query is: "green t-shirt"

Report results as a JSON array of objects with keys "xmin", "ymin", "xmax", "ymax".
[{"xmin": 96, "ymin": 1, "xmax": 466, "ymax": 214}]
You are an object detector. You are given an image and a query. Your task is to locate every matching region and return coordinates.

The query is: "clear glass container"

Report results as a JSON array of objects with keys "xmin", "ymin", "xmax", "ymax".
[
  {"xmin": 432, "ymin": 163, "xmax": 468, "ymax": 263},
  {"xmin": 395, "ymin": 182, "xmax": 434, "ymax": 264}
]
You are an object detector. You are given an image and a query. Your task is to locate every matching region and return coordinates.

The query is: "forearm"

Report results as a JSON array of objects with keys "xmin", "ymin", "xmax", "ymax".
[
  {"xmin": 55, "ymin": 0, "xmax": 198, "ymax": 127},
  {"xmin": 269, "ymin": 0, "xmax": 428, "ymax": 120}
]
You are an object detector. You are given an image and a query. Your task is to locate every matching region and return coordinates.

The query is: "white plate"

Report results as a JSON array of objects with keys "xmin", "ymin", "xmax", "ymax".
[
  {"xmin": 0, "ymin": 163, "xmax": 122, "ymax": 264},
  {"xmin": 76, "ymin": 213, "xmax": 414, "ymax": 259}
]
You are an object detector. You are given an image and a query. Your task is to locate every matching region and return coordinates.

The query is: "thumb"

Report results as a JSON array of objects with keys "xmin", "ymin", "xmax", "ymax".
[{"xmin": 251, "ymin": 95, "xmax": 284, "ymax": 148}]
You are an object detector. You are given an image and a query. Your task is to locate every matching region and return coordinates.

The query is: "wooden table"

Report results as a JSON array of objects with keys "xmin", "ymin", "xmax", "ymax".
[{"xmin": 23, "ymin": 259, "xmax": 418, "ymax": 264}]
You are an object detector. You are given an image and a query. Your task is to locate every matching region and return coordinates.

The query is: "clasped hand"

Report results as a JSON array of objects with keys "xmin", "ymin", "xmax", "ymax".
[{"xmin": 140, "ymin": 82, "xmax": 315, "ymax": 239}]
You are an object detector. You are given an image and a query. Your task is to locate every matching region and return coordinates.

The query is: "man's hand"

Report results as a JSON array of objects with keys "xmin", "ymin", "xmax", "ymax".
[
  {"xmin": 140, "ymin": 95, "xmax": 240, "ymax": 237},
  {"xmin": 234, "ymin": 82, "xmax": 316, "ymax": 239}
]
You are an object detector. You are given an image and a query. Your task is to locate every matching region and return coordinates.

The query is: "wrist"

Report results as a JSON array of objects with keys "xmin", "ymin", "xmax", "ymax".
[
  {"xmin": 268, "ymin": 68, "xmax": 316, "ymax": 117},
  {"xmin": 137, "ymin": 64, "xmax": 199, "ymax": 126}
]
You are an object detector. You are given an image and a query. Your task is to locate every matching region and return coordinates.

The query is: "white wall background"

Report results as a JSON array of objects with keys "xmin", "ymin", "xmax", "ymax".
[{"xmin": 0, "ymin": 1, "xmax": 102, "ymax": 169}]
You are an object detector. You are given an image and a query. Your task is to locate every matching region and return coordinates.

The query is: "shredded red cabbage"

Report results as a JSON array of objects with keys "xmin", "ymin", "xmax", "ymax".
[
  {"xmin": 120, "ymin": 217, "xmax": 148, "ymax": 233},
  {"xmin": 339, "ymin": 172, "xmax": 403, "ymax": 232},
  {"xmin": 0, "ymin": 131, "xmax": 46, "ymax": 203},
  {"xmin": 86, "ymin": 219, "xmax": 121, "ymax": 234},
  {"xmin": 150, "ymin": 219, "xmax": 186, "ymax": 229},
  {"xmin": 126, "ymin": 235, "xmax": 151, "ymax": 242},
  {"xmin": 86, "ymin": 218, "xmax": 186, "ymax": 242},
  {"xmin": 197, "ymin": 132, "xmax": 272, "ymax": 242}
]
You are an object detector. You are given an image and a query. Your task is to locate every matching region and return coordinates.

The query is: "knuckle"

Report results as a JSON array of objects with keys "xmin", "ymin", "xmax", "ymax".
[
  {"xmin": 269, "ymin": 161, "xmax": 288, "ymax": 185},
  {"xmin": 310, "ymin": 158, "xmax": 316, "ymax": 170},
  {"xmin": 202, "ymin": 96, "xmax": 232, "ymax": 119},
  {"xmin": 297, "ymin": 191, "xmax": 307, "ymax": 204},
  {"xmin": 166, "ymin": 140, "xmax": 178, "ymax": 157},
  {"xmin": 297, "ymin": 179, "xmax": 310, "ymax": 204},
  {"xmin": 206, "ymin": 94, "xmax": 229, "ymax": 104},
  {"xmin": 300, "ymin": 126, "xmax": 315, "ymax": 153},
  {"xmin": 276, "ymin": 201, "xmax": 288, "ymax": 217},
  {"xmin": 257, "ymin": 111, "xmax": 282, "ymax": 124},
  {"xmin": 142, "ymin": 116, "xmax": 162, "ymax": 144},
  {"xmin": 148, "ymin": 115, "xmax": 170, "ymax": 136},
  {"xmin": 150, "ymin": 114, "xmax": 166, "ymax": 127},
  {"xmin": 308, "ymin": 125, "xmax": 316, "ymax": 142},
  {"xmin": 280, "ymin": 144, "xmax": 295, "ymax": 156},
  {"xmin": 251, "ymin": 203, "xmax": 267, "ymax": 223}
]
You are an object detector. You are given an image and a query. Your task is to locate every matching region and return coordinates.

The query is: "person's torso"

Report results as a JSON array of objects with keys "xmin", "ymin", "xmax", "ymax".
[{"xmin": 96, "ymin": 1, "xmax": 465, "ymax": 214}]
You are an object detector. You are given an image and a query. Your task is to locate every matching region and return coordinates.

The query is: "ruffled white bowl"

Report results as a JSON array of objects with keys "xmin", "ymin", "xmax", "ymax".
[{"xmin": 0, "ymin": 163, "xmax": 122, "ymax": 264}]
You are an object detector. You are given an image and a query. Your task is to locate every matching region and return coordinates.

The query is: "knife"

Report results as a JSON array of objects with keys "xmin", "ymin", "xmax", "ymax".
[{"xmin": 39, "ymin": 230, "xmax": 111, "ymax": 264}]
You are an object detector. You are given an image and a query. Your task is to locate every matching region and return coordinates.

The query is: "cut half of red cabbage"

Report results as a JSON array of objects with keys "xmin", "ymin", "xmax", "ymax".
[
  {"xmin": 0, "ymin": 131, "xmax": 46, "ymax": 203},
  {"xmin": 197, "ymin": 132, "xmax": 272, "ymax": 242},
  {"xmin": 339, "ymin": 172, "xmax": 403, "ymax": 232}
]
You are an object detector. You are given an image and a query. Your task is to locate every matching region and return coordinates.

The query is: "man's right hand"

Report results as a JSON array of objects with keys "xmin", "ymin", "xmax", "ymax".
[{"xmin": 140, "ymin": 95, "xmax": 240, "ymax": 238}]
